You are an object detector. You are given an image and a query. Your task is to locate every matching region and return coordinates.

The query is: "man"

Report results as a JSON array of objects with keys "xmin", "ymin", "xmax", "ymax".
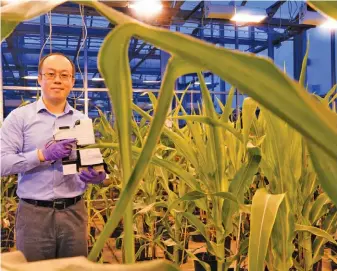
[{"xmin": 1, "ymin": 52, "xmax": 106, "ymax": 262}]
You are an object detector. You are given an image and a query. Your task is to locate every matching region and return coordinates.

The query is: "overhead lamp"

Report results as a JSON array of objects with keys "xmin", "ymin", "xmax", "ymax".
[
  {"xmin": 231, "ymin": 13, "xmax": 267, "ymax": 23},
  {"xmin": 231, "ymin": 6, "xmax": 266, "ymax": 23},
  {"xmin": 320, "ymin": 18, "xmax": 337, "ymax": 29},
  {"xmin": 92, "ymin": 77, "xmax": 104, "ymax": 81},
  {"xmin": 205, "ymin": 3, "xmax": 266, "ymax": 23},
  {"xmin": 143, "ymin": 80, "xmax": 161, "ymax": 83},
  {"xmin": 129, "ymin": 0, "xmax": 163, "ymax": 16},
  {"xmin": 299, "ymin": 3, "xmax": 337, "ymax": 29},
  {"xmin": 23, "ymin": 75, "xmax": 38, "ymax": 80},
  {"xmin": 194, "ymin": 82, "xmax": 212, "ymax": 85}
]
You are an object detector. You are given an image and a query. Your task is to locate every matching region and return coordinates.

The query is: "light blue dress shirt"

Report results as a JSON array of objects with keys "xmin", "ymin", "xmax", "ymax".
[{"xmin": 1, "ymin": 98, "xmax": 87, "ymax": 200}]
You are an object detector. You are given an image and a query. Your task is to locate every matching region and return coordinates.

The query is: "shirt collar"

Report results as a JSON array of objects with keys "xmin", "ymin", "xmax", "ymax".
[{"xmin": 36, "ymin": 98, "xmax": 74, "ymax": 115}]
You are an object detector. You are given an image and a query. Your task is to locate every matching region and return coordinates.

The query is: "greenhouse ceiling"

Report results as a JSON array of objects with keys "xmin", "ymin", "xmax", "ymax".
[{"xmin": 1, "ymin": 0, "xmax": 315, "ymax": 89}]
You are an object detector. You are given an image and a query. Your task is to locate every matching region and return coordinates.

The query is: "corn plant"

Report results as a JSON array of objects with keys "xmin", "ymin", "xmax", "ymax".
[
  {"xmin": 1, "ymin": 2, "xmax": 337, "ymax": 271},
  {"xmin": 1, "ymin": 175, "xmax": 18, "ymax": 252},
  {"xmin": 248, "ymin": 40, "xmax": 337, "ymax": 271}
]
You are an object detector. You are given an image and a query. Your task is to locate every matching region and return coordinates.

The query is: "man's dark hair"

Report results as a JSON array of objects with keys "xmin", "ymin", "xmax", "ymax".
[{"xmin": 38, "ymin": 52, "xmax": 76, "ymax": 76}]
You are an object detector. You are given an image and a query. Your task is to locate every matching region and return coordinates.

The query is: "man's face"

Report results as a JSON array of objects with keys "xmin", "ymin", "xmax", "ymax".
[{"xmin": 38, "ymin": 55, "xmax": 75, "ymax": 104}]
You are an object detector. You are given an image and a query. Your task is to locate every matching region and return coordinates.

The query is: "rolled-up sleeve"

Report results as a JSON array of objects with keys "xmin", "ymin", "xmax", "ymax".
[{"xmin": 1, "ymin": 112, "xmax": 40, "ymax": 176}]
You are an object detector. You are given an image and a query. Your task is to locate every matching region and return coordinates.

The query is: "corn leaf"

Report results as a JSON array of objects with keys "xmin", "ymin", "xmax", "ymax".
[
  {"xmin": 299, "ymin": 39, "xmax": 309, "ymax": 87},
  {"xmin": 222, "ymin": 144, "xmax": 262, "ymax": 229},
  {"xmin": 242, "ymin": 98, "xmax": 258, "ymax": 145},
  {"xmin": 308, "ymin": 193, "xmax": 331, "ymax": 224},
  {"xmin": 180, "ymin": 191, "xmax": 206, "ymax": 201},
  {"xmin": 1, "ymin": 0, "xmax": 67, "ymax": 41},
  {"xmin": 295, "ymin": 224, "xmax": 337, "ymax": 245},
  {"xmin": 322, "ymin": 85, "xmax": 337, "ymax": 107},
  {"xmin": 182, "ymin": 212, "xmax": 215, "ymax": 255},
  {"xmin": 248, "ymin": 188, "xmax": 285, "ymax": 271},
  {"xmin": 313, "ymin": 208, "xmax": 337, "ymax": 263},
  {"xmin": 308, "ymin": 142, "xmax": 337, "ymax": 206},
  {"xmin": 221, "ymin": 86, "xmax": 236, "ymax": 122}
]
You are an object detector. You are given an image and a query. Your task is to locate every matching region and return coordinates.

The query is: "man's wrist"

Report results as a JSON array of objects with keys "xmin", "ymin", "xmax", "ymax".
[{"xmin": 37, "ymin": 149, "xmax": 45, "ymax": 162}]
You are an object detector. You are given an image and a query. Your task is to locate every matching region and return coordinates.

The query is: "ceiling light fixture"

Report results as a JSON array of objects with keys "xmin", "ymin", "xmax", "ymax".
[
  {"xmin": 231, "ymin": 13, "xmax": 267, "ymax": 23},
  {"xmin": 143, "ymin": 80, "xmax": 161, "ymax": 83},
  {"xmin": 194, "ymin": 82, "xmax": 212, "ymax": 85},
  {"xmin": 205, "ymin": 3, "xmax": 266, "ymax": 23},
  {"xmin": 129, "ymin": 0, "xmax": 163, "ymax": 16},
  {"xmin": 92, "ymin": 78, "xmax": 104, "ymax": 81},
  {"xmin": 320, "ymin": 18, "xmax": 337, "ymax": 29},
  {"xmin": 22, "ymin": 75, "xmax": 38, "ymax": 80}
]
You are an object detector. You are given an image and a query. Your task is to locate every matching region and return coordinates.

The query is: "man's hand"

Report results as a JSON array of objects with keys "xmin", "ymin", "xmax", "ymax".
[
  {"xmin": 78, "ymin": 167, "xmax": 106, "ymax": 184},
  {"xmin": 39, "ymin": 139, "xmax": 76, "ymax": 162}
]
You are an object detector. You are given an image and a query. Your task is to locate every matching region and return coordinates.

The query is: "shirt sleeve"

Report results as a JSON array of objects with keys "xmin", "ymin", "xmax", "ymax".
[{"xmin": 1, "ymin": 111, "xmax": 41, "ymax": 176}]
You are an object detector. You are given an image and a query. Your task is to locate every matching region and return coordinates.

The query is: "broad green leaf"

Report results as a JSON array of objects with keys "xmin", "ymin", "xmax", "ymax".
[
  {"xmin": 1, "ymin": 21, "xmax": 18, "ymax": 42},
  {"xmin": 97, "ymin": 21, "xmax": 135, "ymax": 263},
  {"xmin": 182, "ymin": 212, "xmax": 215, "ymax": 255},
  {"xmin": 221, "ymin": 86, "xmax": 235, "ymax": 122},
  {"xmin": 180, "ymin": 191, "xmax": 206, "ymax": 201},
  {"xmin": 309, "ymin": 193, "xmax": 331, "ymax": 224},
  {"xmin": 322, "ymin": 85, "xmax": 337, "ymax": 107},
  {"xmin": 242, "ymin": 97, "xmax": 258, "ymax": 145},
  {"xmin": 308, "ymin": 142, "xmax": 337, "ymax": 206},
  {"xmin": 229, "ymin": 144, "xmax": 261, "ymax": 201},
  {"xmin": 248, "ymin": 188, "xmax": 285, "ymax": 271},
  {"xmin": 1, "ymin": 0, "xmax": 67, "ymax": 41},
  {"xmin": 299, "ymin": 39, "xmax": 309, "ymax": 87},
  {"xmin": 328, "ymin": 93, "xmax": 337, "ymax": 105},
  {"xmin": 211, "ymin": 192, "xmax": 239, "ymax": 204},
  {"xmin": 198, "ymin": 72, "xmax": 225, "ymax": 221},
  {"xmin": 295, "ymin": 224, "xmax": 337, "ymax": 245},
  {"xmin": 142, "ymin": 92, "xmax": 158, "ymax": 110},
  {"xmin": 313, "ymin": 209, "xmax": 337, "ymax": 263},
  {"xmin": 222, "ymin": 144, "xmax": 261, "ymax": 229}
]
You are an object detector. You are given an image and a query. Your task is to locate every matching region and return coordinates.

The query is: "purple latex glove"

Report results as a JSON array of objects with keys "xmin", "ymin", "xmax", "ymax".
[
  {"xmin": 42, "ymin": 139, "xmax": 77, "ymax": 161},
  {"xmin": 78, "ymin": 167, "xmax": 106, "ymax": 184}
]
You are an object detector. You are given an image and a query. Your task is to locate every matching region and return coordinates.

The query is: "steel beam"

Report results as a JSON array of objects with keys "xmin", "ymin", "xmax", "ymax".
[
  {"xmin": 332, "ymin": 30, "xmax": 336, "ymax": 111},
  {"xmin": 183, "ymin": 1, "xmax": 203, "ymax": 21},
  {"xmin": 268, "ymin": 28, "xmax": 274, "ymax": 60},
  {"xmin": 1, "ymin": 47, "xmax": 161, "ymax": 60},
  {"xmin": 293, "ymin": 31, "xmax": 307, "ymax": 81},
  {"xmin": 131, "ymin": 47, "xmax": 157, "ymax": 72},
  {"xmin": 266, "ymin": 0, "xmax": 287, "ymax": 19},
  {"xmin": 331, "ymin": 30, "xmax": 336, "ymax": 88}
]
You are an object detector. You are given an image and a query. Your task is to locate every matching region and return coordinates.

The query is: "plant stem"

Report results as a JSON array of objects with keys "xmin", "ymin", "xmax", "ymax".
[
  {"xmin": 215, "ymin": 198, "xmax": 224, "ymax": 271},
  {"xmin": 174, "ymin": 213, "xmax": 180, "ymax": 264},
  {"xmin": 123, "ymin": 203, "xmax": 135, "ymax": 263}
]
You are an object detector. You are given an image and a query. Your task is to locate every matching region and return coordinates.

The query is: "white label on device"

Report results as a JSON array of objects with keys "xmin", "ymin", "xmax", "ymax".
[
  {"xmin": 63, "ymin": 164, "xmax": 77, "ymax": 175},
  {"xmin": 79, "ymin": 148, "xmax": 103, "ymax": 166}
]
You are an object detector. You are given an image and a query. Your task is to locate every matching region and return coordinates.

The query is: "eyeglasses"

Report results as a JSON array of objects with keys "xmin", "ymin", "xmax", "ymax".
[{"xmin": 41, "ymin": 72, "xmax": 73, "ymax": 81}]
